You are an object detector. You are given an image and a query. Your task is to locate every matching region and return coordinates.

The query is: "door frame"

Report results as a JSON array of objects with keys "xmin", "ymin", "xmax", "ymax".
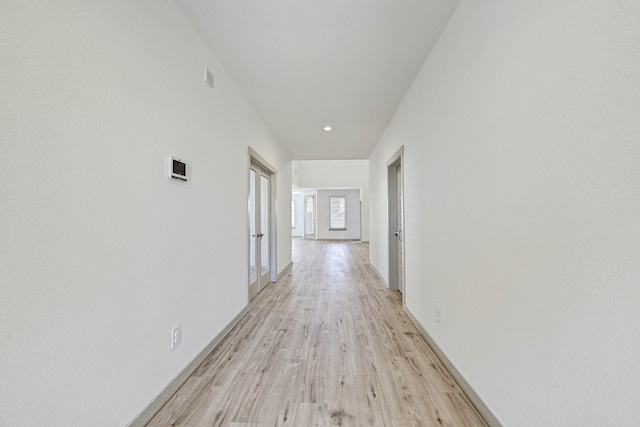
[
  {"xmin": 247, "ymin": 148, "xmax": 278, "ymax": 302},
  {"xmin": 387, "ymin": 146, "xmax": 405, "ymax": 303}
]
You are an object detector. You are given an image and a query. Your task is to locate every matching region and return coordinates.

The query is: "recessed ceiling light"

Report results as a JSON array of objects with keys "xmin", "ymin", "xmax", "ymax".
[{"xmin": 323, "ymin": 126, "xmax": 332, "ymax": 132}]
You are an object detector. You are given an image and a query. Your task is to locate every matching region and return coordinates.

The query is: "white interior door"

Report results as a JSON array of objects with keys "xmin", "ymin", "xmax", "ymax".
[
  {"xmin": 249, "ymin": 165, "xmax": 271, "ymax": 299},
  {"xmin": 259, "ymin": 172, "xmax": 271, "ymax": 287},
  {"xmin": 396, "ymin": 164, "xmax": 404, "ymax": 294},
  {"xmin": 249, "ymin": 168, "xmax": 257, "ymax": 297},
  {"xmin": 304, "ymin": 196, "xmax": 315, "ymax": 239},
  {"xmin": 387, "ymin": 148, "xmax": 405, "ymax": 297}
]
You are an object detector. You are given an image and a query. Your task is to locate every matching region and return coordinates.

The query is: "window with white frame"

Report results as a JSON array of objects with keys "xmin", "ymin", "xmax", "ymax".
[{"xmin": 329, "ymin": 196, "xmax": 346, "ymax": 230}]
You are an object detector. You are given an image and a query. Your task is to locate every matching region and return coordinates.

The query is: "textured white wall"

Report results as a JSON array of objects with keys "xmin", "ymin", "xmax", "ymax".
[
  {"xmin": 296, "ymin": 160, "xmax": 369, "ymax": 241},
  {"xmin": 292, "ymin": 160, "xmax": 300, "ymax": 188},
  {"xmin": 369, "ymin": 1, "xmax": 640, "ymax": 425},
  {"xmin": 0, "ymin": 1, "xmax": 290, "ymax": 426},
  {"xmin": 274, "ymin": 162, "xmax": 293, "ymax": 275}
]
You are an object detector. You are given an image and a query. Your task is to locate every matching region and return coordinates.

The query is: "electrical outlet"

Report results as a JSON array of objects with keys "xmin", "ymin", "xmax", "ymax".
[
  {"xmin": 171, "ymin": 325, "xmax": 182, "ymax": 350},
  {"xmin": 435, "ymin": 304, "xmax": 441, "ymax": 323}
]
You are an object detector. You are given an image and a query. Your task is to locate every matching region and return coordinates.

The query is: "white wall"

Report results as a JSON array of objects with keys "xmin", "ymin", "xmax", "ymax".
[
  {"xmin": 274, "ymin": 162, "xmax": 293, "ymax": 275},
  {"xmin": 315, "ymin": 189, "xmax": 362, "ymax": 241},
  {"xmin": 292, "ymin": 160, "xmax": 300, "ymax": 188},
  {"xmin": 296, "ymin": 160, "xmax": 369, "ymax": 241},
  {"xmin": 292, "ymin": 193, "xmax": 304, "ymax": 237},
  {"xmin": 369, "ymin": 1, "xmax": 640, "ymax": 426},
  {"xmin": 0, "ymin": 1, "xmax": 290, "ymax": 426}
]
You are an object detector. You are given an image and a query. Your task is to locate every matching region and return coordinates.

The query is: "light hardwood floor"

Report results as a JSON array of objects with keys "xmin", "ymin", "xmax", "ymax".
[{"xmin": 147, "ymin": 239, "xmax": 488, "ymax": 427}]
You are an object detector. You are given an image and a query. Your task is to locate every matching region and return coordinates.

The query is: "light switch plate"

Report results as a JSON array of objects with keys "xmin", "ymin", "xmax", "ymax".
[
  {"xmin": 204, "ymin": 68, "xmax": 214, "ymax": 88},
  {"xmin": 171, "ymin": 325, "xmax": 182, "ymax": 350}
]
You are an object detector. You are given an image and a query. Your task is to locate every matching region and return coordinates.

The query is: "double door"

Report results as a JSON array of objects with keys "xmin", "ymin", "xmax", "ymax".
[{"xmin": 249, "ymin": 165, "xmax": 271, "ymax": 299}]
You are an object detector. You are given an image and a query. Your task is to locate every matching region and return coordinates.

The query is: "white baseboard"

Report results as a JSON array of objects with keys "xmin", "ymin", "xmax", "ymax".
[
  {"xmin": 277, "ymin": 261, "xmax": 294, "ymax": 281},
  {"xmin": 403, "ymin": 307, "xmax": 504, "ymax": 427},
  {"xmin": 368, "ymin": 262, "xmax": 389, "ymax": 288},
  {"xmin": 126, "ymin": 307, "xmax": 249, "ymax": 427}
]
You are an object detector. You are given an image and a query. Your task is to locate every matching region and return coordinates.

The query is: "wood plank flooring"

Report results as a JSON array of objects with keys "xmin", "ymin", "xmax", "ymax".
[{"xmin": 147, "ymin": 239, "xmax": 488, "ymax": 427}]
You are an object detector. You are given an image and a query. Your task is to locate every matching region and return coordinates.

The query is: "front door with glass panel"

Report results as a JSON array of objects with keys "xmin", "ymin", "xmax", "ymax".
[
  {"xmin": 249, "ymin": 165, "xmax": 271, "ymax": 299},
  {"xmin": 304, "ymin": 195, "xmax": 315, "ymax": 239}
]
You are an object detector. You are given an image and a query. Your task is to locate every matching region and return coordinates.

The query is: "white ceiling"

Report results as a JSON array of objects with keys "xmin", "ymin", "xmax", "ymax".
[{"xmin": 175, "ymin": 0, "xmax": 461, "ymax": 160}]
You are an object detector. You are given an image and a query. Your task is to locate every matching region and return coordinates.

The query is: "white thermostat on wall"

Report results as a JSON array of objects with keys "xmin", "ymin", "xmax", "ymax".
[{"xmin": 168, "ymin": 156, "xmax": 188, "ymax": 181}]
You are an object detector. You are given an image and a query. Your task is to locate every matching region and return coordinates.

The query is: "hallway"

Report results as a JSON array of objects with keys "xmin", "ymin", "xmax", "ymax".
[{"xmin": 147, "ymin": 240, "xmax": 487, "ymax": 426}]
